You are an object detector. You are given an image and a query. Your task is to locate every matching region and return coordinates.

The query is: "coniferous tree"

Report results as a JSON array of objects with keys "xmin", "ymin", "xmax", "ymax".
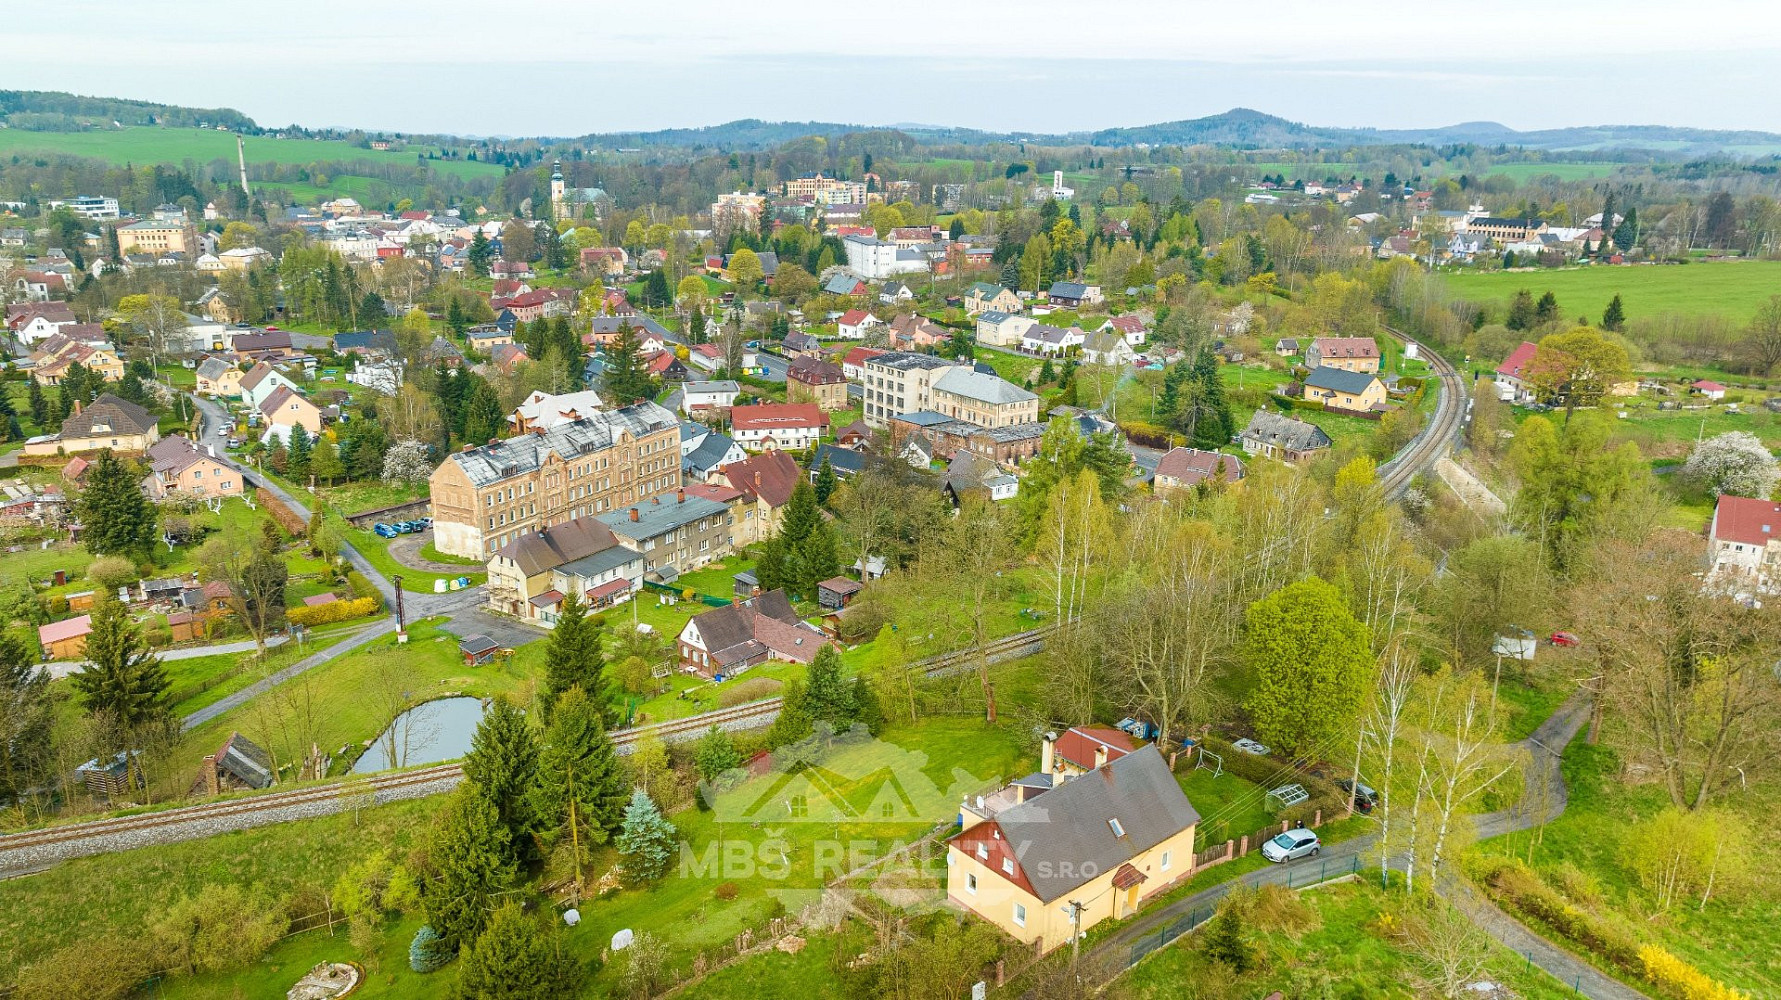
[
  {"xmin": 76, "ymin": 450, "xmax": 157, "ymax": 557},
  {"xmin": 1534, "ymin": 291, "xmax": 1560, "ymax": 325},
  {"xmin": 286, "ymin": 424, "xmax": 312, "ymax": 477},
  {"xmin": 462, "ymin": 381, "xmax": 505, "ymax": 445},
  {"xmin": 799, "ymin": 644, "xmax": 855, "ymax": 730},
  {"xmin": 602, "ymin": 323, "xmax": 653, "ymax": 405},
  {"xmin": 460, "ymin": 697, "xmax": 541, "ymax": 859},
  {"xmin": 467, "ymin": 230, "xmax": 493, "ymax": 277},
  {"xmin": 27, "ymin": 378, "xmax": 47, "ymax": 428},
  {"xmin": 616, "ymin": 789, "xmax": 676, "ymax": 882},
  {"xmin": 70, "ymin": 595, "xmax": 169, "ymax": 733},
  {"xmin": 1203, "ymin": 901, "xmax": 1253, "ymax": 972},
  {"xmin": 814, "ymin": 455, "xmax": 837, "ymax": 505},
  {"xmin": 1612, "ymin": 207, "xmax": 1640, "ymax": 251},
  {"xmin": 1602, "ymin": 294, "xmax": 1626, "ymax": 332},
  {"xmin": 530, "ymin": 687, "xmax": 630, "ymax": 845},
  {"xmin": 455, "ymin": 903, "xmax": 584, "ymax": 1000},
  {"xmin": 424, "ymin": 788, "xmax": 515, "ymax": 951},
  {"xmin": 1505, "ymin": 289, "xmax": 1535, "ymax": 331},
  {"xmin": 0, "ymin": 632, "xmax": 55, "ymax": 803},
  {"xmin": 541, "ymin": 593, "xmax": 605, "ymax": 713}
]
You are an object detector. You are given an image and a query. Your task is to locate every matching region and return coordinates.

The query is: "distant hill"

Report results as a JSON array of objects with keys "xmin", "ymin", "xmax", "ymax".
[
  {"xmin": 564, "ymin": 118, "xmax": 1014, "ymax": 150},
  {"xmin": 0, "ymin": 90, "xmax": 256, "ymax": 133},
  {"xmin": 1088, "ymin": 109, "xmax": 1781, "ymax": 154}
]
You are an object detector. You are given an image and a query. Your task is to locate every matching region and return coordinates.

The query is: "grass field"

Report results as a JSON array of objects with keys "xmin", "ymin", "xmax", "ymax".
[
  {"xmin": 0, "ymin": 126, "xmax": 502, "ymax": 181},
  {"xmin": 1442, "ymin": 260, "xmax": 1781, "ymax": 325}
]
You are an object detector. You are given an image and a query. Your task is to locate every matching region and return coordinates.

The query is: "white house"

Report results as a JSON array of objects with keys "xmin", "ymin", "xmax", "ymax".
[
  {"xmin": 346, "ymin": 360, "xmax": 404, "ymax": 395},
  {"xmin": 843, "ymin": 235, "xmax": 927, "ymax": 280},
  {"xmin": 1494, "ymin": 342, "xmax": 1539, "ymax": 404},
  {"xmin": 729, "ymin": 403, "xmax": 828, "ymax": 452},
  {"xmin": 879, "ymin": 282, "xmax": 914, "ymax": 305},
  {"xmin": 1020, "ymin": 323, "xmax": 1084, "ymax": 357},
  {"xmin": 1708, "ymin": 493, "xmax": 1781, "ymax": 595},
  {"xmin": 682, "ymin": 380, "xmax": 741, "ymax": 414},
  {"xmin": 836, "ymin": 309, "xmax": 882, "ymax": 341},
  {"xmin": 1101, "ymin": 316, "xmax": 1147, "ymax": 347},
  {"xmin": 1079, "ymin": 330, "xmax": 1137, "ymax": 366},
  {"xmin": 976, "ymin": 311, "xmax": 1036, "ymax": 348},
  {"xmin": 239, "ymin": 362, "xmax": 303, "ymax": 411}
]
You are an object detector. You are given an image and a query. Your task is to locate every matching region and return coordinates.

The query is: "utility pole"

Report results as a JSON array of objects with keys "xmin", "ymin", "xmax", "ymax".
[
  {"xmin": 392, "ymin": 575, "xmax": 407, "ymax": 641},
  {"xmin": 1069, "ymin": 899, "xmax": 1083, "ymax": 972}
]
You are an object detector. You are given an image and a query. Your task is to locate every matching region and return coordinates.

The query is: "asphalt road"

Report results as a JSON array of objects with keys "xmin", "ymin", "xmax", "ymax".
[{"xmin": 755, "ymin": 350, "xmax": 789, "ymax": 382}]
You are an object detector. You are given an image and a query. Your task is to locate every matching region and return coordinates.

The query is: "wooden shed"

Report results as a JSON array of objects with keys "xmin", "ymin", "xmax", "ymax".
[{"xmin": 816, "ymin": 576, "xmax": 863, "ymax": 611}]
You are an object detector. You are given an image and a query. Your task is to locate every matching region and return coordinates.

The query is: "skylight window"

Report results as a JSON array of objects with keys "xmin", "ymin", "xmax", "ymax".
[{"xmin": 1108, "ymin": 818, "xmax": 1125, "ymax": 837}]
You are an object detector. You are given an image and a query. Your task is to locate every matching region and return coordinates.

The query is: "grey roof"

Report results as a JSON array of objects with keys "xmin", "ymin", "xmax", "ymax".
[
  {"xmin": 812, "ymin": 443, "xmax": 866, "ymax": 477},
  {"xmin": 449, "ymin": 401, "xmax": 679, "ymax": 488},
  {"xmin": 589, "ymin": 315, "xmax": 677, "ymax": 342},
  {"xmin": 684, "ymin": 432, "xmax": 742, "ymax": 476},
  {"xmin": 334, "ymin": 330, "xmax": 397, "ymax": 353},
  {"xmin": 1081, "ymin": 330, "xmax": 1128, "ymax": 356},
  {"xmin": 978, "ymin": 421, "xmax": 1047, "ymax": 443},
  {"xmin": 1048, "ymin": 281, "xmax": 1090, "ymax": 299},
  {"xmin": 61, "ymin": 393, "xmax": 156, "ymax": 438},
  {"xmin": 684, "ymin": 380, "xmax": 741, "ymax": 394},
  {"xmin": 214, "ymin": 733, "xmax": 275, "ymax": 789},
  {"xmin": 932, "ymin": 368, "xmax": 1037, "ymax": 406},
  {"xmin": 1242, "ymin": 409, "xmax": 1333, "ymax": 452},
  {"xmin": 1304, "ymin": 365, "xmax": 1379, "ymax": 395},
  {"xmin": 978, "ymin": 310, "xmax": 1012, "ymax": 324},
  {"xmin": 868, "ymin": 351, "xmax": 959, "ymax": 373},
  {"xmin": 597, "ymin": 493, "xmax": 730, "ymax": 541},
  {"xmin": 987, "ymin": 745, "xmax": 1200, "ymax": 903},
  {"xmin": 195, "ymin": 358, "xmax": 232, "ymax": 380},
  {"xmin": 559, "ymin": 544, "xmax": 643, "ymax": 581},
  {"xmin": 823, "ymin": 273, "xmax": 864, "ymax": 295},
  {"xmin": 891, "ymin": 409, "xmax": 953, "ymax": 428}
]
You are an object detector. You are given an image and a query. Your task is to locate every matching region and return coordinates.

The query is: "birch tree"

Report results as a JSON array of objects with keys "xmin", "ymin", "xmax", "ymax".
[
  {"xmin": 1412, "ymin": 671, "xmax": 1522, "ymax": 889},
  {"xmin": 1035, "ymin": 468, "xmax": 1113, "ymax": 627}
]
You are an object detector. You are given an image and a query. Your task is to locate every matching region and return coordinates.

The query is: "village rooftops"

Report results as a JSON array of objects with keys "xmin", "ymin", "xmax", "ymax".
[
  {"xmin": 867, "ymin": 351, "xmax": 960, "ymax": 372},
  {"xmin": 1304, "ymin": 366, "xmax": 1379, "ymax": 395},
  {"xmin": 494, "ymin": 517, "xmax": 624, "ymax": 577},
  {"xmin": 932, "ymin": 368, "xmax": 1037, "ymax": 406},
  {"xmin": 597, "ymin": 492, "xmax": 730, "ymax": 541}
]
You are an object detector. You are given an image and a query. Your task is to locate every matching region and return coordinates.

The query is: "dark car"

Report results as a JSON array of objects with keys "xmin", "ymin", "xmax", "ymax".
[{"xmin": 1337, "ymin": 778, "xmax": 1379, "ymax": 814}]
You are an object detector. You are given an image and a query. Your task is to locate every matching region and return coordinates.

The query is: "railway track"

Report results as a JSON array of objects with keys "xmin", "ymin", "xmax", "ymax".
[
  {"xmin": 1378, "ymin": 327, "xmax": 1466, "ymax": 497},
  {"xmin": 1, "ymin": 627, "xmax": 1058, "ymax": 866}
]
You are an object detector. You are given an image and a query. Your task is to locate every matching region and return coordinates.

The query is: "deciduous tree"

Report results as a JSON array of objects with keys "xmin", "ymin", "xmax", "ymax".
[{"xmin": 1243, "ymin": 577, "xmax": 1371, "ymax": 757}]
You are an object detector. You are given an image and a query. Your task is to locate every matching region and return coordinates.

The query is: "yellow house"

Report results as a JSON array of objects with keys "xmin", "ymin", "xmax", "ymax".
[
  {"xmin": 947, "ymin": 744, "xmax": 1199, "ymax": 953},
  {"xmin": 1303, "ymin": 366, "xmax": 1387, "ymax": 413},
  {"xmin": 195, "ymin": 358, "xmax": 245, "ymax": 397}
]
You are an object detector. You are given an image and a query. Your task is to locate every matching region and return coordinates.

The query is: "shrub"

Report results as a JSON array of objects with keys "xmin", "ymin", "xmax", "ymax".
[
  {"xmin": 346, "ymin": 570, "xmax": 384, "ymax": 610},
  {"xmin": 714, "ymin": 881, "xmax": 739, "ymax": 901},
  {"xmin": 13, "ymin": 939, "xmax": 148, "ymax": 1000},
  {"xmin": 1483, "ymin": 857, "xmax": 1641, "ymax": 974},
  {"xmin": 287, "ymin": 595, "xmax": 379, "ymax": 627},
  {"xmin": 1640, "ymin": 944, "xmax": 1750, "ymax": 1000},
  {"xmin": 87, "ymin": 555, "xmax": 138, "ymax": 592},
  {"xmin": 255, "ymin": 488, "xmax": 307, "ymax": 536},
  {"xmin": 148, "ymin": 883, "xmax": 287, "ymax": 976},
  {"xmin": 408, "ymin": 924, "xmax": 454, "ymax": 973}
]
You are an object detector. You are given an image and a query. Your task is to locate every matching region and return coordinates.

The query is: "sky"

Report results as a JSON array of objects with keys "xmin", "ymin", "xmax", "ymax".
[{"xmin": 9, "ymin": 1, "xmax": 1781, "ymax": 137}]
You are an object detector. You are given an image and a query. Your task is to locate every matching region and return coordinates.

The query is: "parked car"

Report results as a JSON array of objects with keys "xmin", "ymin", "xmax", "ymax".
[
  {"xmin": 1336, "ymin": 779, "xmax": 1379, "ymax": 814},
  {"xmin": 373, "ymin": 523, "xmax": 398, "ymax": 538},
  {"xmin": 1260, "ymin": 829, "xmax": 1320, "ymax": 863},
  {"xmin": 1233, "ymin": 738, "xmax": 1270, "ymax": 756},
  {"xmin": 418, "ymin": 517, "xmax": 433, "ymax": 528},
  {"xmin": 1549, "ymin": 631, "xmax": 1580, "ymax": 647}
]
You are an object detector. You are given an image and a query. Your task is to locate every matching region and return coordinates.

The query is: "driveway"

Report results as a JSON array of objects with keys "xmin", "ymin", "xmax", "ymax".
[{"xmin": 439, "ymin": 608, "xmax": 548, "ymax": 650}]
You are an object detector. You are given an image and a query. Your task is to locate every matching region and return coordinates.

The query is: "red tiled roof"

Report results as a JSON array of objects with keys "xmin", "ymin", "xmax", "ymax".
[
  {"xmin": 1112, "ymin": 862, "xmax": 1148, "ymax": 890},
  {"xmin": 842, "ymin": 347, "xmax": 885, "ymax": 368},
  {"xmin": 1693, "ymin": 380, "xmax": 1726, "ymax": 391},
  {"xmin": 38, "ymin": 615, "xmax": 92, "ymax": 645},
  {"xmin": 1310, "ymin": 336, "xmax": 1380, "ymax": 359},
  {"xmin": 948, "ymin": 821, "xmax": 1038, "ymax": 896},
  {"xmin": 1054, "ymin": 726, "xmax": 1136, "ymax": 770},
  {"xmin": 1711, "ymin": 494, "xmax": 1781, "ymax": 547},
  {"xmin": 586, "ymin": 578, "xmax": 631, "ymax": 602},
  {"xmin": 1496, "ymin": 341, "xmax": 1539, "ymax": 380},
  {"xmin": 721, "ymin": 450, "xmax": 802, "ymax": 508},
  {"xmin": 685, "ymin": 483, "xmax": 744, "ymax": 504},
  {"xmin": 1155, "ymin": 447, "xmax": 1243, "ymax": 486},
  {"xmin": 1107, "ymin": 315, "xmax": 1146, "ymax": 333}
]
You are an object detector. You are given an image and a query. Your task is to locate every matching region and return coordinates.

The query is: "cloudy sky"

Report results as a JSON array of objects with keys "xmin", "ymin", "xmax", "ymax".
[{"xmin": 10, "ymin": 1, "xmax": 1781, "ymax": 136}]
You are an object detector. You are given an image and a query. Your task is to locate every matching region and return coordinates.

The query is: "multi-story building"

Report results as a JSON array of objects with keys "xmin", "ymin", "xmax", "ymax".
[
  {"xmin": 786, "ymin": 357, "xmax": 849, "ymax": 411},
  {"xmin": 429, "ymin": 400, "xmax": 682, "ymax": 558},
  {"xmin": 596, "ymin": 490, "xmax": 733, "ymax": 579},
  {"xmin": 782, "ymin": 174, "xmax": 866, "ymax": 205},
  {"xmin": 49, "ymin": 196, "xmax": 120, "ymax": 220},
  {"xmin": 729, "ymin": 403, "xmax": 829, "ymax": 452},
  {"xmin": 1707, "ymin": 494, "xmax": 1781, "ymax": 596},
  {"xmin": 485, "ymin": 519, "xmax": 644, "ymax": 623},
  {"xmin": 842, "ymin": 235, "xmax": 928, "ymax": 280},
  {"xmin": 116, "ymin": 215, "xmax": 196, "ymax": 256},
  {"xmin": 1465, "ymin": 217, "xmax": 1547, "ymax": 244},
  {"xmin": 930, "ymin": 369, "xmax": 1041, "ymax": 429},
  {"xmin": 142, "ymin": 435, "xmax": 240, "ymax": 500},
  {"xmin": 861, "ymin": 352, "xmax": 968, "ymax": 428},
  {"xmin": 711, "ymin": 192, "xmax": 767, "ymax": 233},
  {"xmin": 1303, "ymin": 336, "xmax": 1381, "ymax": 373}
]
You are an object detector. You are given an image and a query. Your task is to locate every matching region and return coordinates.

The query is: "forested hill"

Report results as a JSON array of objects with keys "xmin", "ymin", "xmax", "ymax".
[{"xmin": 0, "ymin": 90, "xmax": 257, "ymax": 133}]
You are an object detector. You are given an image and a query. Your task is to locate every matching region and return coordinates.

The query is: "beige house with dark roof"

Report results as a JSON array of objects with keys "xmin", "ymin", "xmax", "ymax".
[
  {"xmin": 143, "ymin": 435, "xmax": 239, "ymax": 500},
  {"xmin": 675, "ymin": 589, "xmax": 827, "ymax": 676},
  {"xmin": 24, "ymin": 393, "xmax": 160, "ymax": 456}
]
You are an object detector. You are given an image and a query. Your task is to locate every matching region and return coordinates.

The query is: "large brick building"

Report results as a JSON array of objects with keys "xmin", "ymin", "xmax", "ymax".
[{"xmin": 429, "ymin": 401, "xmax": 681, "ymax": 558}]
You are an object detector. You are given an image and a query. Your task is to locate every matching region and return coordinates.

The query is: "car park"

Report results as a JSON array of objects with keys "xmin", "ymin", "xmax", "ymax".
[
  {"xmin": 1233, "ymin": 738, "xmax": 1270, "ymax": 756},
  {"xmin": 1260, "ymin": 828, "xmax": 1320, "ymax": 863},
  {"xmin": 1336, "ymin": 778, "xmax": 1379, "ymax": 814}
]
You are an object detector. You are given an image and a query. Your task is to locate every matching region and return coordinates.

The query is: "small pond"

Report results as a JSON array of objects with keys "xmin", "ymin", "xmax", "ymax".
[{"xmin": 353, "ymin": 696, "xmax": 486, "ymax": 773}]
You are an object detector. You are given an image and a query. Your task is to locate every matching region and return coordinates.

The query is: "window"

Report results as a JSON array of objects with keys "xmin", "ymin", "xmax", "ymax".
[
  {"xmin": 1108, "ymin": 818, "xmax": 1125, "ymax": 837},
  {"xmin": 976, "ymin": 843, "xmax": 988, "ymax": 860},
  {"xmin": 1160, "ymin": 850, "xmax": 1172, "ymax": 872},
  {"xmin": 965, "ymin": 873, "xmax": 977, "ymax": 895},
  {"xmin": 1001, "ymin": 857, "xmax": 1014, "ymax": 875},
  {"xmin": 1012, "ymin": 903, "xmax": 1026, "ymax": 927}
]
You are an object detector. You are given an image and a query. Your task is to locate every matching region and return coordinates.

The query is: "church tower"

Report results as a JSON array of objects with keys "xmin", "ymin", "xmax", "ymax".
[{"xmin": 550, "ymin": 160, "xmax": 566, "ymax": 216}]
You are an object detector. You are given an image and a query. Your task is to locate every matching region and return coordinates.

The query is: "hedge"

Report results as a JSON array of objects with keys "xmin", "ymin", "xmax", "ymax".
[
  {"xmin": 1271, "ymin": 392, "xmax": 1326, "ymax": 412},
  {"xmin": 1117, "ymin": 420, "xmax": 1177, "ymax": 450},
  {"xmin": 1640, "ymin": 944, "xmax": 1749, "ymax": 1000},
  {"xmin": 257, "ymin": 488, "xmax": 308, "ymax": 536},
  {"xmin": 287, "ymin": 596, "xmax": 379, "ymax": 627},
  {"xmin": 346, "ymin": 571, "xmax": 384, "ymax": 610},
  {"xmin": 1471, "ymin": 855, "xmax": 1642, "ymax": 975}
]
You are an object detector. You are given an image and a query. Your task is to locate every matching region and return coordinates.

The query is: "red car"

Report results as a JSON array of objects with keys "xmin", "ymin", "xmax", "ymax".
[{"xmin": 1549, "ymin": 632, "xmax": 1580, "ymax": 647}]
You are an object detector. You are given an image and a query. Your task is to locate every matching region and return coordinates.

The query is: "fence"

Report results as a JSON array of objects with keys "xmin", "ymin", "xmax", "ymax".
[
  {"xmin": 1124, "ymin": 854, "xmax": 1362, "ymax": 969},
  {"xmin": 1185, "ymin": 810, "xmax": 1329, "ymax": 881},
  {"xmin": 639, "ymin": 578, "xmax": 733, "ymax": 607}
]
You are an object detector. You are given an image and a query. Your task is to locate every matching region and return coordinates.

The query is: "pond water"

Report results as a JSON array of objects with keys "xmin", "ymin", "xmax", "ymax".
[{"xmin": 352, "ymin": 696, "xmax": 486, "ymax": 773}]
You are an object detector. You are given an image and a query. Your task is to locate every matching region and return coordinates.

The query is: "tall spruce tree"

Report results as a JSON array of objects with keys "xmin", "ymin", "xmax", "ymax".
[
  {"xmin": 800, "ymin": 644, "xmax": 855, "ymax": 730},
  {"xmin": 813, "ymin": 455, "xmax": 837, "ymax": 505},
  {"xmin": 0, "ymin": 631, "xmax": 55, "ymax": 803},
  {"xmin": 424, "ymin": 787, "xmax": 515, "ymax": 950},
  {"xmin": 286, "ymin": 424, "xmax": 312, "ymax": 477},
  {"xmin": 76, "ymin": 449, "xmax": 157, "ymax": 557},
  {"xmin": 27, "ymin": 378, "xmax": 47, "ymax": 428},
  {"xmin": 616, "ymin": 789, "xmax": 676, "ymax": 881},
  {"xmin": 1602, "ymin": 294, "xmax": 1626, "ymax": 332},
  {"xmin": 462, "ymin": 381, "xmax": 505, "ymax": 445},
  {"xmin": 460, "ymin": 697, "xmax": 541, "ymax": 859},
  {"xmin": 530, "ymin": 686, "xmax": 630, "ymax": 845},
  {"xmin": 70, "ymin": 595, "xmax": 169, "ymax": 733},
  {"xmin": 541, "ymin": 593, "xmax": 605, "ymax": 714},
  {"xmin": 455, "ymin": 903, "xmax": 584, "ymax": 1000}
]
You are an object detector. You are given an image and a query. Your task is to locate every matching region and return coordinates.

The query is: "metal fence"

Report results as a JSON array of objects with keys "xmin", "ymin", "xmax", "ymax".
[{"xmin": 1125, "ymin": 854, "xmax": 1362, "ymax": 968}]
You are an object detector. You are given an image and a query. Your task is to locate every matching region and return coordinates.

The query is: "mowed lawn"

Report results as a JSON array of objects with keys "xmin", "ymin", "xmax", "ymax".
[
  {"xmin": 0, "ymin": 126, "xmax": 500, "ymax": 180},
  {"xmin": 1442, "ymin": 260, "xmax": 1781, "ymax": 325}
]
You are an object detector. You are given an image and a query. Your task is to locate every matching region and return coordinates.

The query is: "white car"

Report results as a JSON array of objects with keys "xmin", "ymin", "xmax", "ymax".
[
  {"xmin": 1233, "ymin": 738, "xmax": 1270, "ymax": 756},
  {"xmin": 1260, "ymin": 829, "xmax": 1320, "ymax": 863}
]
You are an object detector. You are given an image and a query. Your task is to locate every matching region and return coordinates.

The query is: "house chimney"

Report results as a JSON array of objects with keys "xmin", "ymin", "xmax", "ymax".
[
  {"xmin": 677, "ymin": 488, "xmax": 685, "ymax": 503},
  {"xmin": 629, "ymin": 507, "xmax": 639, "ymax": 521},
  {"xmin": 1041, "ymin": 732, "xmax": 1056, "ymax": 774},
  {"xmin": 754, "ymin": 471, "xmax": 762, "ymax": 487},
  {"xmin": 202, "ymin": 754, "xmax": 219, "ymax": 796},
  {"xmin": 72, "ymin": 399, "xmax": 82, "ymax": 416},
  {"xmin": 1095, "ymin": 744, "xmax": 1109, "ymax": 769}
]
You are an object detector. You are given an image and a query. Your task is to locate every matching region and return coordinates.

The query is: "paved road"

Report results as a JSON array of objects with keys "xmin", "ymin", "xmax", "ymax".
[
  {"xmin": 756, "ymin": 351, "xmax": 789, "ymax": 383},
  {"xmin": 1089, "ymin": 694, "xmax": 1646, "ymax": 1000},
  {"xmin": 179, "ymin": 621, "xmax": 394, "ymax": 730},
  {"xmin": 159, "ymin": 635, "xmax": 290, "ymax": 661}
]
